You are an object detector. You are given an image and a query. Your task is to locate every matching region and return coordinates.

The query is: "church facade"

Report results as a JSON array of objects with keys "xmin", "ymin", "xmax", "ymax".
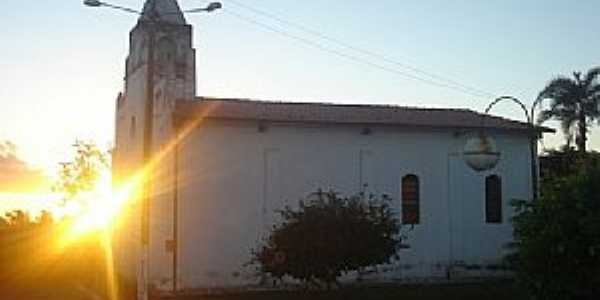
[{"xmin": 111, "ymin": 1, "xmax": 550, "ymax": 298}]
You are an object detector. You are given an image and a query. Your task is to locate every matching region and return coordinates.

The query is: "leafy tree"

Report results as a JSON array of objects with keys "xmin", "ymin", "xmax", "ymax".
[
  {"xmin": 0, "ymin": 141, "xmax": 113, "ymax": 298},
  {"xmin": 253, "ymin": 190, "xmax": 405, "ymax": 288},
  {"xmin": 539, "ymin": 146, "xmax": 600, "ymax": 181},
  {"xmin": 509, "ymin": 158, "xmax": 600, "ymax": 299},
  {"xmin": 37, "ymin": 210, "xmax": 53, "ymax": 226},
  {"xmin": 0, "ymin": 216, "xmax": 7, "ymax": 229},
  {"xmin": 54, "ymin": 140, "xmax": 109, "ymax": 200},
  {"xmin": 3, "ymin": 210, "xmax": 31, "ymax": 228},
  {"xmin": 537, "ymin": 67, "xmax": 600, "ymax": 153},
  {"xmin": 0, "ymin": 209, "xmax": 54, "ymax": 286}
]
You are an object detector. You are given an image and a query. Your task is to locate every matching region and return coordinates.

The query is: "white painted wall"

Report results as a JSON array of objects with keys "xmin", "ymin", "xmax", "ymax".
[
  {"xmin": 112, "ymin": 4, "xmax": 533, "ymax": 296},
  {"xmin": 112, "ymin": 29, "xmax": 148, "ymax": 286},
  {"xmin": 162, "ymin": 120, "xmax": 533, "ymax": 290},
  {"xmin": 112, "ymin": 19, "xmax": 197, "ymax": 295}
]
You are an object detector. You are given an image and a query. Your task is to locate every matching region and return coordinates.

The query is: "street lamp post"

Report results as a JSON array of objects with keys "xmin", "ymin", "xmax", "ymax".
[
  {"xmin": 463, "ymin": 96, "xmax": 544, "ymax": 200},
  {"xmin": 83, "ymin": 1, "xmax": 221, "ymax": 299},
  {"xmin": 84, "ymin": 0, "xmax": 222, "ymax": 13}
]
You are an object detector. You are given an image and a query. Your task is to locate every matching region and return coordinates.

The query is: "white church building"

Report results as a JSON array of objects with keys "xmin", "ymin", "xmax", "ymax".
[{"xmin": 111, "ymin": 1, "xmax": 551, "ymax": 298}]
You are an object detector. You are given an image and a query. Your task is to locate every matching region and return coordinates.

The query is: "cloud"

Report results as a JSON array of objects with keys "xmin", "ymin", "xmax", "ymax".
[{"xmin": 0, "ymin": 141, "xmax": 51, "ymax": 193}]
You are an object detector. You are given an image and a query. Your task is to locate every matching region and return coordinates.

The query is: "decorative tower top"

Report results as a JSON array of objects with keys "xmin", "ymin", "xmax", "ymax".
[{"xmin": 141, "ymin": 0, "xmax": 186, "ymax": 24}]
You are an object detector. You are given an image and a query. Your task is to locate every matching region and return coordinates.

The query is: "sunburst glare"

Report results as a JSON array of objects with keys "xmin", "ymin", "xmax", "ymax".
[{"xmin": 55, "ymin": 170, "xmax": 136, "ymax": 250}]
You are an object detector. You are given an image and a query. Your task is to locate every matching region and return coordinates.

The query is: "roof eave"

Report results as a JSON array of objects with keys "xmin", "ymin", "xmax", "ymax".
[{"xmin": 174, "ymin": 98, "xmax": 557, "ymax": 134}]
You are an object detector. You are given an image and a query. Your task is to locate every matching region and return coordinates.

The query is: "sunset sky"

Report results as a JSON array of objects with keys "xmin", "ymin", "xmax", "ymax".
[{"xmin": 1, "ymin": 0, "xmax": 599, "ymax": 210}]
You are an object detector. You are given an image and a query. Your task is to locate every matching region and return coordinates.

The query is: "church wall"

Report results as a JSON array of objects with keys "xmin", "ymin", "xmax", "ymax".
[
  {"xmin": 112, "ymin": 63, "xmax": 148, "ymax": 286},
  {"xmin": 171, "ymin": 120, "xmax": 532, "ymax": 290},
  {"xmin": 146, "ymin": 77, "xmax": 177, "ymax": 292},
  {"xmin": 110, "ymin": 2, "xmax": 538, "ymax": 297}
]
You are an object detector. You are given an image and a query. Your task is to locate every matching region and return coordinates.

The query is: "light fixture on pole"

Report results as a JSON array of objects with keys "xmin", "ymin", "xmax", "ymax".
[
  {"xmin": 463, "ymin": 95, "xmax": 543, "ymax": 199},
  {"xmin": 463, "ymin": 132, "xmax": 501, "ymax": 172},
  {"xmin": 186, "ymin": 2, "xmax": 223, "ymax": 13},
  {"xmin": 84, "ymin": 0, "xmax": 101, "ymax": 7},
  {"xmin": 84, "ymin": 1, "xmax": 223, "ymax": 15}
]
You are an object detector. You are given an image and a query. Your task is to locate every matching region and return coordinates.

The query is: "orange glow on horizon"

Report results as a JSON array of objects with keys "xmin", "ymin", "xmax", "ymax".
[{"xmin": 3, "ymin": 101, "xmax": 222, "ymax": 300}]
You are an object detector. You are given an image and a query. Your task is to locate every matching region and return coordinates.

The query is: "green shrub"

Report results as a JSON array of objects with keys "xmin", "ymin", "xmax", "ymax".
[
  {"xmin": 510, "ymin": 159, "xmax": 600, "ymax": 299},
  {"xmin": 253, "ymin": 190, "xmax": 405, "ymax": 288}
]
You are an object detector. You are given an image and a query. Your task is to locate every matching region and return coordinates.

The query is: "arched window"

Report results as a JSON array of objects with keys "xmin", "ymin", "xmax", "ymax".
[
  {"xmin": 402, "ymin": 174, "xmax": 420, "ymax": 224},
  {"xmin": 485, "ymin": 175, "xmax": 502, "ymax": 223}
]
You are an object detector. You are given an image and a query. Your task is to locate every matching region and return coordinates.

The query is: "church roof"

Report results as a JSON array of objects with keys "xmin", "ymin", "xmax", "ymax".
[
  {"xmin": 175, "ymin": 97, "xmax": 554, "ymax": 133},
  {"xmin": 141, "ymin": 0, "xmax": 186, "ymax": 24}
]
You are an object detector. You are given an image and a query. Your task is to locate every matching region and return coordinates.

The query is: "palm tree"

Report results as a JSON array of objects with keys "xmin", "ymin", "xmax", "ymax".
[{"xmin": 537, "ymin": 67, "xmax": 600, "ymax": 153}]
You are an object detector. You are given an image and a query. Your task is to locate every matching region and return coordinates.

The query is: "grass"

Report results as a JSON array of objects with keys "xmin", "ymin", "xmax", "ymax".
[
  {"xmin": 0, "ymin": 279, "xmax": 528, "ymax": 300},
  {"xmin": 170, "ymin": 281, "xmax": 528, "ymax": 300}
]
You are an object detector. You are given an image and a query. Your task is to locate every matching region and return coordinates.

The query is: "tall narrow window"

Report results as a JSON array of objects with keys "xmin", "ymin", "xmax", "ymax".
[
  {"xmin": 402, "ymin": 174, "xmax": 420, "ymax": 224},
  {"xmin": 130, "ymin": 116, "xmax": 136, "ymax": 139},
  {"xmin": 485, "ymin": 175, "xmax": 502, "ymax": 223}
]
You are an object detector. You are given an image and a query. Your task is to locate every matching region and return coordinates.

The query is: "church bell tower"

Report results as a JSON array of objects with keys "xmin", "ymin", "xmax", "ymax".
[{"xmin": 113, "ymin": 0, "xmax": 196, "ymax": 298}]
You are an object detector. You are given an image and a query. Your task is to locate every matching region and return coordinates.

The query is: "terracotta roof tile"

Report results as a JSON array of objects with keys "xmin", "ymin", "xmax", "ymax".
[{"xmin": 174, "ymin": 97, "xmax": 554, "ymax": 133}]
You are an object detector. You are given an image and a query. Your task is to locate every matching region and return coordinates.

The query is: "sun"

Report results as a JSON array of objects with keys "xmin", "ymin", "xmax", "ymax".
[
  {"xmin": 75, "ymin": 171, "xmax": 134, "ymax": 232},
  {"xmin": 76, "ymin": 173, "xmax": 119, "ymax": 231},
  {"xmin": 55, "ymin": 170, "xmax": 136, "ymax": 248},
  {"xmin": 46, "ymin": 170, "xmax": 136, "ymax": 300}
]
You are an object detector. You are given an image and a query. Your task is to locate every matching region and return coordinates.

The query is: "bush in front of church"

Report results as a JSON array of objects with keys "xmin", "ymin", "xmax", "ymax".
[
  {"xmin": 252, "ymin": 189, "xmax": 405, "ymax": 288},
  {"xmin": 509, "ymin": 156, "xmax": 600, "ymax": 300}
]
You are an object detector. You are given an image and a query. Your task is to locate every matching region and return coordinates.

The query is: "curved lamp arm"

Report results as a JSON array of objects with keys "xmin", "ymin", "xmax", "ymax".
[
  {"xmin": 84, "ymin": 1, "xmax": 222, "ymax": 17},
  {"xmin": 482, "ymin": 95, "xmax": 540, "ymax": 200},
  {"xmin": 484, "ymin": 95, "xmax": 531, "ymax": 124},
  {"xmin": 84, "ymin": 0, "xmax": 141, "ymax": 14}
]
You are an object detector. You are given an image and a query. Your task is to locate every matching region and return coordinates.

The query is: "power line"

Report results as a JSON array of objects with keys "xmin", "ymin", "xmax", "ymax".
[
  {"xmin": 222, "ymin": 8, "xmax": 493, "ymax": 99},
  {"xmin": 225, "ymin": 0, "xmax": 496, "ymax": 98}
]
